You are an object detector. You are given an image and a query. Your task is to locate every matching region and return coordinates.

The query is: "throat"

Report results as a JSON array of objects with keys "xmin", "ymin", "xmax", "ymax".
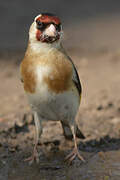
[{"xmin": 28, "ymin": 40, "xmax": 61, "ymax": 54}]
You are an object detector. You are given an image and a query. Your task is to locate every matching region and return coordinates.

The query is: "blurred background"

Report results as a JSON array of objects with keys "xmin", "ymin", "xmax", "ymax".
[
  {"xmin": 1, "ymin": 0, "xmax": 120, "ymax": 52},
  {"xmin": 1, "ymin": 1, "xmax": 120, "ymax": 179}
]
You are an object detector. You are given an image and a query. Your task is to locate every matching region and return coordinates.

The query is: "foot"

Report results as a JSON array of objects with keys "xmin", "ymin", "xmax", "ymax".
[
  {"xmin": 24, "ymin": 148, "xmax": 39, "ymax": 164},
  {"xmin": 65, "ymin": 147, "xmax": 85, "ymax": 163}
]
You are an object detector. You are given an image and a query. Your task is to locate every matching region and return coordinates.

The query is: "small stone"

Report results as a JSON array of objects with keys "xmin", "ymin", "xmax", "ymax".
[
  {"xmin": 97, "ymin": 105, "xmax": 103, "ymax": 110},
  {"xmin": 107, "ymin": 102, "xmax": 113, "ymax": 108},
  {"xmin": 9, "ymin": 147, "xmax": 16, "ymax": 153},
  {"xmin": 53, "ymin": 140, "xmax": 60, "ymax": 146}
]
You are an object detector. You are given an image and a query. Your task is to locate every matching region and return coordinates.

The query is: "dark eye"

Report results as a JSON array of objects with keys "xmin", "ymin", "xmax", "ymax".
[
  {"xmin": 36, "ymin": 20, "xmax": 44, "ymax": 30},
  {"xmin": 55, "ymin": 24, "xmax": 61, "ymax": 31}
]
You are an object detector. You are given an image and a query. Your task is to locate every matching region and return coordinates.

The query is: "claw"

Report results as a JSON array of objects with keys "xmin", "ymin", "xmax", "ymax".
[
  {"xmin": 65, "ymin": 147, "xmax": 85, "ymax": 164},
  {"xmin": 24, "ymin": 148, "xmax": 39, "ymax": 164}
]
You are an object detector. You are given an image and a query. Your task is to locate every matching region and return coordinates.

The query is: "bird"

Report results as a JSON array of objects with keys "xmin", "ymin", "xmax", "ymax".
[{"xmin": 20, "ymin": 13, "xmax": 85, "ymax": 164}]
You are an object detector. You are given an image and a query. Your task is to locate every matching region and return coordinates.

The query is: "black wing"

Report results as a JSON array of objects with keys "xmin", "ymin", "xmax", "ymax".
[{"xmin": 68, "ymin": 56, "xmax": 82, "ymax": 95}]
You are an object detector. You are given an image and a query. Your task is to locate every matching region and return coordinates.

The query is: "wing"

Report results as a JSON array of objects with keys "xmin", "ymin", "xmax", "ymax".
[
  {"xmin": 60, "ymin": 45, "xmax": 82, "ymax": 95},
  {"xmin": 68, "ymin": 56, "xmax": 82, "ymax": 95}
]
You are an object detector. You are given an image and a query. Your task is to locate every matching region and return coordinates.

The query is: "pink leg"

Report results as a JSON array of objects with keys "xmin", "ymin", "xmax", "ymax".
[
  {"xmin": 65, "ymin": 124, "xmax": 85, "ymax": 163},
  {"xmin": 24, "ymin": 143, "xmax": 39, "ymax": 164},
  {"xmin": 24, "ymin": 112, "xmax": 42, "ymax": 164}
]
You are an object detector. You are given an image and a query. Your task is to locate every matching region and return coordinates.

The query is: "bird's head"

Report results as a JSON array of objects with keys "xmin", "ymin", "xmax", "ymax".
[{"xmin": 29, "ymin": 13, "xmax": 63, "ymax": 48}]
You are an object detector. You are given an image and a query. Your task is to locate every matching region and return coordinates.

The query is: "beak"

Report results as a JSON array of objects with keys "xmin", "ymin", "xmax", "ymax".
[{"xmin": 44, "ymin": 24, "xmax": 57, "ymax": 37}]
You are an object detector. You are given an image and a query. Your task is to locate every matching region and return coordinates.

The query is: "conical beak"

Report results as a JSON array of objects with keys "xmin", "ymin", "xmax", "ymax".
[{"xmin": 44, "ymin": 24, "xmax": 57, "ymax": 37}]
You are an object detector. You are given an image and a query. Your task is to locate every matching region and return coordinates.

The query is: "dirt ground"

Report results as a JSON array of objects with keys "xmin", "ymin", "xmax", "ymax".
[{"xmin": 1, "ymin": 15, "xmax": 120, "ymax": 180}]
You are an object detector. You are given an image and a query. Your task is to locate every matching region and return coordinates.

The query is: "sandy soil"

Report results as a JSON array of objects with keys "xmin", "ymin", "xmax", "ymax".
[{"xmin": 0, "ymin": 46, "xmax": 120, "ymax": 180}]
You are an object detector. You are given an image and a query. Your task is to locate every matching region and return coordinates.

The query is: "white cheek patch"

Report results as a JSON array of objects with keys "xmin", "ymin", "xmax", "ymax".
[
  {"xmin": 44, "ymin": 24, "xmax": 56, "ymax": 37},
  {"xmin": 34, "ymin": 14, "xmax": 42, "ymax": 21}
]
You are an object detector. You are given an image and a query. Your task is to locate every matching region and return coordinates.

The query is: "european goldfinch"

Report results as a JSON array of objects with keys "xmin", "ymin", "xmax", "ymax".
[{"xmin": 20, "ymin": 13, "xmax": 85, "ymax": 163}]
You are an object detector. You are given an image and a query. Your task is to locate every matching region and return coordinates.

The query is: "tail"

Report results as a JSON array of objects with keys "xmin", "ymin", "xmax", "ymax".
[{"xmin": 61, "ymin": 121, "xmax": 85, "ymax": 140}]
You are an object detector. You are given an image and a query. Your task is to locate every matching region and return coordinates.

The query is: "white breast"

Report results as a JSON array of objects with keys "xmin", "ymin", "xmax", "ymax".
[{"xmin": 26, "ymin": 65, "xmax": 79, "ymax": 122}]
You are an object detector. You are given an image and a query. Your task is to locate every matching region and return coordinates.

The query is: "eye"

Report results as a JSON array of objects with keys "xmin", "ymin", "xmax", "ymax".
[
  {"xmin": 36, "ymin": 20, "xmax": 44, "ymax": 29},
  {"xmin": 55, "ymin": 24, "xmax": 61, "ymax": 31}
]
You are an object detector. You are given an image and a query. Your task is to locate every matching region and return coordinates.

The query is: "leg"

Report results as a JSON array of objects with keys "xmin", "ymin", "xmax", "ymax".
[
  {"xmin": 24, "ymin": 111, "xmax": 42, "ymax": 164},
  {"xmin": 65, "ymin": 123, "xmax": 85, "ymax": 163},
  {"xmin": 61, "ymin": 121, "xmax": 85, "ymax": 140}
]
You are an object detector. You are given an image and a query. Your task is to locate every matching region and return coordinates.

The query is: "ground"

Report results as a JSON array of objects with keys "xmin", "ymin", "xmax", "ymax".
[{"xmin": 1, "ymin": 15, "xmax": 120, "ymax": 180}]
